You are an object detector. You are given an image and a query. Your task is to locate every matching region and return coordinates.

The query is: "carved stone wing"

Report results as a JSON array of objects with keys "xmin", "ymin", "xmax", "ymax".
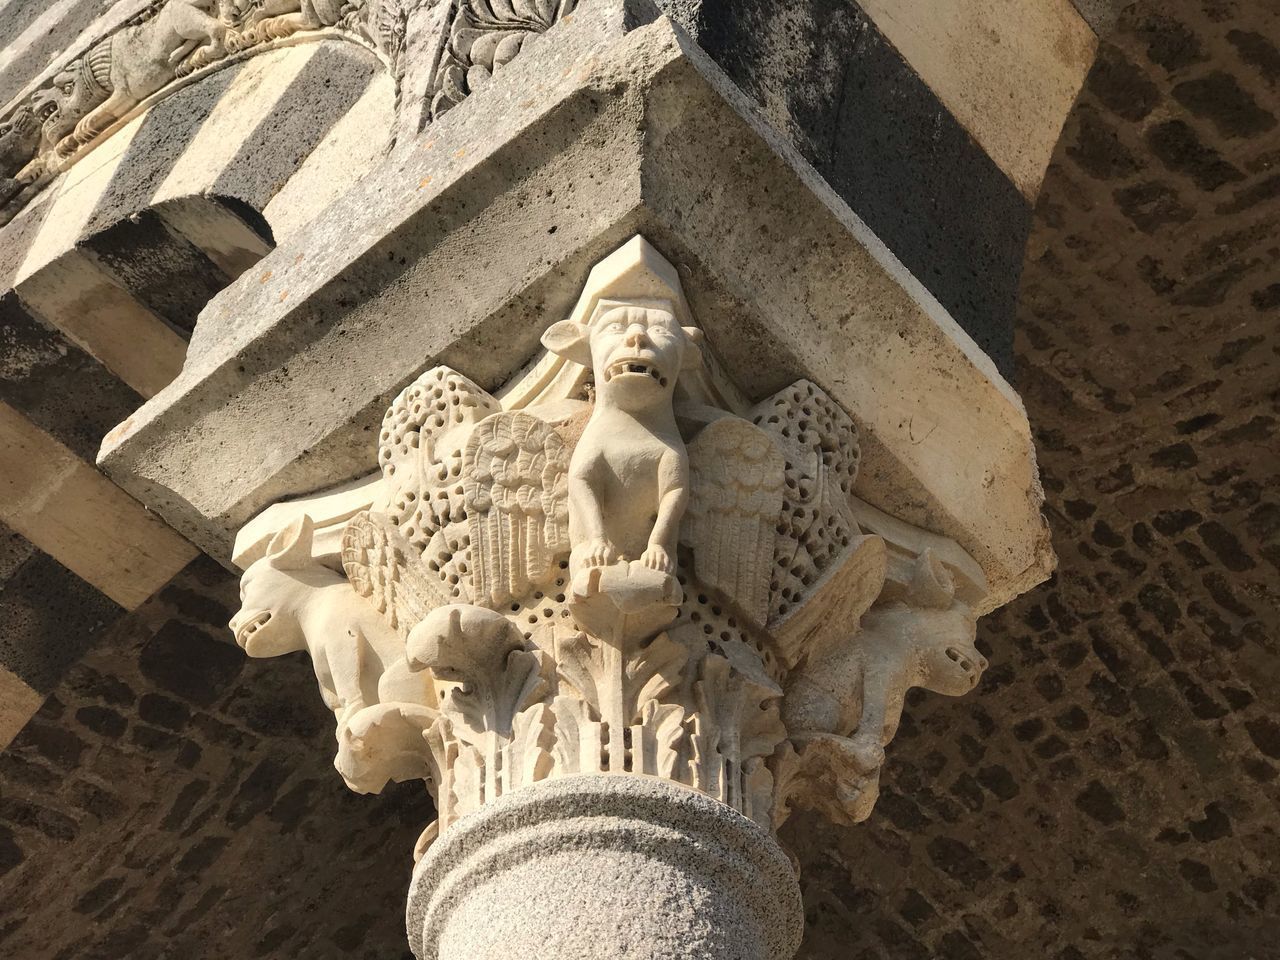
[
  {"xmin": 751, "ymin": 380, "xmax": 862, "ymax": 623},
  {"xmin": 379, "ymin": 367, "xmax": 501, "ymax": 555},
  {"xmin": 342, "ymin": 511, "xmax": 453, "ymax": 637},
  {"xmin": 463, "ymin": 411, "xmax": 570, "ymax": 608},
  {"xmin": 681, "ymin": 417, "xmax": 785, "ymax": 628}
]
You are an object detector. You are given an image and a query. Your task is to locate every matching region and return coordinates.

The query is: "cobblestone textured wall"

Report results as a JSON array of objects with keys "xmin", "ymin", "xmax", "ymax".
[
  {"xmin": 795, "ymin": 1, "xmax": 1280, "ymax": 956},
  {"xmin": 0, "ymin": 1, "xmax": 1276, "ymax": 958},
  {"xmin": 0, "ymin": 558, "xmax": 431, "ymax": 959}
]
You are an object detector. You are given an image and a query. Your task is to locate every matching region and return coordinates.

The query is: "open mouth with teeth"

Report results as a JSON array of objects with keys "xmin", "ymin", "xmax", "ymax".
[
  {"xmin": 603, "ymin": 358, "xmax": 667, "ymax": 387},
  {"xmin": 234, "ymin": 611, "xmax": 272, "ymax": 647},
  {"xmin": 37, "ymin": 102, "xmax": 58, "ymax": 123}
]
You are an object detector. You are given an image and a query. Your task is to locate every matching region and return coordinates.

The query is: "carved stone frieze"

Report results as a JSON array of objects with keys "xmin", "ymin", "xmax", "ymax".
[
  {"xmin": 0, "ymin": 0, "xmax": 589, "ymax": 223},
  {"xmin": 0, "ymin": 0, "xmax": 420, "ymax": 224},
  {"xmin": 229, "ymin": 235, "xmax": 994, "ymax": 856}
]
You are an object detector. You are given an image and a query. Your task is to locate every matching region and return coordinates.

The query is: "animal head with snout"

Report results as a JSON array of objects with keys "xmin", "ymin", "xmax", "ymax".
[
  {"xmin": 866, "ymin": 550, "xmax": 989, "ymax": 697},
  {"xmin": 540, "ymin": 300, "xmax": 703, "ymax": 415},
  {"xmin": 229, "ymin": 515, "xmax": 340, "ymax": 658}
]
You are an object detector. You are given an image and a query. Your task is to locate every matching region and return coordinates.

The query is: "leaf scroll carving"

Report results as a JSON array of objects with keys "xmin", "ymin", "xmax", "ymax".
[{"xmin": 429, "ymin": 0, "xmax": 579, "ymax": 118}]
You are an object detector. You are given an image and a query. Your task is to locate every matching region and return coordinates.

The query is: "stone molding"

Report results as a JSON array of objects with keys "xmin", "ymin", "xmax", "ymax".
[
  {"xmin": 406, "ymin": 773, "xmax": 804, "ymax": 960},
  {"xmin": 227, "ymin": 236, "xmax": 1000, "ymax": 854},
  {"xmin": 427, "ymin": 0, "xmax": 579, "ymax": 120}
]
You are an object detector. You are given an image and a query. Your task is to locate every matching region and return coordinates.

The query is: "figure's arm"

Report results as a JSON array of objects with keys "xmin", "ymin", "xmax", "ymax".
[
  {"xmin": 569, "ymin": 452, "xmax": 615, "ymax": 566},
  {"xmin": 573, "ymin": 460, "xmax": 606, "ymax": 547},
  {"xmin": 643, "ymin": 449, "xmax": 689, "ymax": 572}
]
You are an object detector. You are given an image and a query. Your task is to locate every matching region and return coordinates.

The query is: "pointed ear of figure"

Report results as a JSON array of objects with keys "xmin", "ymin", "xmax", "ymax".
[
  {"xmin": 681, "ymin": 327, "xmax": 704, "ymax": 371},
  {"xmin": 266, "ymin": 515, "xmax": 315, "ymax": 570},
  {"xmin": 541, "ymin": 320, "xmax": 592, "ymax": 366}
]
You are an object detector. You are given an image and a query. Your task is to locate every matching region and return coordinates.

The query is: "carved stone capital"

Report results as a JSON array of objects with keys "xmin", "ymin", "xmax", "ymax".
[{"xmin": 228, "ymin": 234, "xmax": 1034, "ymax": 957}]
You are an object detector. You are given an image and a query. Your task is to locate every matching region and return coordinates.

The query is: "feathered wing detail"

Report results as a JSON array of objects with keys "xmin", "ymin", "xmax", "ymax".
[
  {"xmin": 750, "ymin": 380, "xmax": 862, "ymax": 623},
  {"xmin": 342, "ymin": 511, "xmax": 453, "ymax": 637},
  {"xmin": 463, "ymin": 412, "xmax": 570, "ymax": 608},
  {"xmin": 681, "ymin": 418, "xmax": 785, "ymax": 628},
  {"xmin": 378, "ymin": 367, "xmax": 501, "ymax": 558}
]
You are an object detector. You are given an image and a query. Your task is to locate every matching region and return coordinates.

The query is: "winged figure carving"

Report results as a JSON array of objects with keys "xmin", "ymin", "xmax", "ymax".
[
  {"xmin": 463, "ymin": 411, "xmax": 571, "ymax": 608},
  {"xmin": 681, "ymin": 417, "xmax": 785, "ymax": 628},
  {"xmin": 228, "ymin": 236, "xmax": 996, "ymax": 847},
  {"xmin": 379, "ymin": 367, "xmax": 500, "ymax": 558}
]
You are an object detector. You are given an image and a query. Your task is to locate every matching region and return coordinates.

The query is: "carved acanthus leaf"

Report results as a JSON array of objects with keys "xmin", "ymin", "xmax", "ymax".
[
  {"xmin": 689, "ymin": 647, "xmax": 786, "ymax": 824},
  {"xmin": 551, "ymin": 630, "xmax": 689, "ymax": 778},
  {"xmin": 429, "ymin": 0, "xmax": 578, "ymax": 118}
]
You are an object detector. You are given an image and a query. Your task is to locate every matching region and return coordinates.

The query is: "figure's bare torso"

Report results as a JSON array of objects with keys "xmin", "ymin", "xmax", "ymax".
[{"xmin": 571, "ymin": 422, "xmax": 682, "ymax": 559}]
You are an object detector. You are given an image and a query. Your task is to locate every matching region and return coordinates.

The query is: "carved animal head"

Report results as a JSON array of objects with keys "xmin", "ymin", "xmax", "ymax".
[
  {"xmin": 0, "ymin": 105, "xmax": 41, "ymax": 178},
  {"xmin": 31, "ymin": 56, "xmax": 109, "ymax": 150},
  {"xmin": 406, "ymin": 603, "xmax": 524, "ymax": 683},
  {"xmin": 872, "ymin": 550, "xmax": 987, "ymax": 697},
  {"xmin": 229, "ymin": 514, "xmax": 325, "ymax": 657},
  {"xmin": 542, "ymin": 301, "xmax": 702, "ymax": 413}
]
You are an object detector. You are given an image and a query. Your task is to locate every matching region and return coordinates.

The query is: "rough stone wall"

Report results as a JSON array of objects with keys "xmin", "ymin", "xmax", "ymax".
[
  {"xmin": 0, "ymin": 1, "xmax": 1277, "ymax": 958},
  {"xmin": 794, "ymin": 1, "xmax": 1280, "ymax": 956},
  {"xmin": 0, "ymin": 558, "xmax": 431, "ymax": 959}
]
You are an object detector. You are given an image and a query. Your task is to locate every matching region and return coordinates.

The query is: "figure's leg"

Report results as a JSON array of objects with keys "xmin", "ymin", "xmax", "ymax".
[
  {"xmin": 60, "ymin": 90, "xmax": 133, "ymax": 158},
  {"xmin": 175, "ymin": 14, "xmax": 229, "ymax": 72},
  {"xmin": 848, "ymin": 665, "xmax": 900, "ymax": 772},
  {"xmin": 168, "ymin": 37, "xmax": 200, "ymax": 64}
]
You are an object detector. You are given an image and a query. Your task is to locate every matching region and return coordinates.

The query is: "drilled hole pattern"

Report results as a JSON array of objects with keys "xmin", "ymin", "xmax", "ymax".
[
  {"xmin": 379, "ymin": 369, "xmax": 501, "ymax": 596},
  {"xmin": 752, "ymin": 381, "xmax": 861, "ymax": 622},
  {"xmin": 672, "ymin": 571, "xmax": 781, "ymax": 681}
]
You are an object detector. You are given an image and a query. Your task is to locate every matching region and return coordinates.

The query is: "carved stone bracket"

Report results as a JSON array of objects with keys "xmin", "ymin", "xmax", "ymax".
[{"xmin": 228, "ymin": 236, "xmax": 1000, "ymax": 871}]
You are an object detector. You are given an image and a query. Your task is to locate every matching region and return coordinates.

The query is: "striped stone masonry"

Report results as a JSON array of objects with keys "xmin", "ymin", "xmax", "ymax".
[{"xmin": 0, "ymin": 0, "xmax": 1101, "ymax": 955}]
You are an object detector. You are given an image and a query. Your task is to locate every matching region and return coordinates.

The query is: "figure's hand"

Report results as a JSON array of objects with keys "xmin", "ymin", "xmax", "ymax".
[
  {"xmin": 583, "ymin": 537, "xmax": 617, "ymax": 567},
  {"xmin": 640, "ymin": 543, "xmax": 673, "ymax": 574}
]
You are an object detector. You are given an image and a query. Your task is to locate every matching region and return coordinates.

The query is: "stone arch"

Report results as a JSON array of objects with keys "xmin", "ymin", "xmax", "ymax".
[
  {"xmin": 0, "ymin": 0, "xmax": 407, "ymax": 221},
  {"xmin": 0, "ymin": 38, "xmax": 396, "ymax": 427}
]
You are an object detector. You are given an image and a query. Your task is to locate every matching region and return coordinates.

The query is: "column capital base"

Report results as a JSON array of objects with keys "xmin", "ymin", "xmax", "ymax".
[{"xmin": 407, "ymin": 773, "xmax": 803, "ymax": 960}]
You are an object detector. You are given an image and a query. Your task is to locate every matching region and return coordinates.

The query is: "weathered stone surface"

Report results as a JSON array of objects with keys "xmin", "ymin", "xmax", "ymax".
[
  {"xmin": 11, "ymin": 250, "xmax": 188, "ymax": 399},
  {"xmin": 659, "ymin": 0, "xmax": 1032, "ymax": 376},
  {"xmin": 408, "ymin": 774, "xmax": 803, "ymax": 960},
  {"xmin": 100, "ymin": 3, "xmax": 1051, "ymax": 614},
  {"xmin": 0, "ymin": 558, "xmax": 435, "ymax": 958},
  {"xmin": 0, "ymin": 401, "xmax": 196, "ymax": 609},
  {"xmin": 0, "ymin": 0, "xmax": 107, "ymax": 106},
  {"xmin": 0, "ymin": 543, "xmax": 122, "ymax": 696},
  {"xmin": 0, "ymin": 668, "xmax": 42, "ymax": 750},
  {"xmin": 0, "ymin": 291, "xmax": 143, "ymax": 462}
]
